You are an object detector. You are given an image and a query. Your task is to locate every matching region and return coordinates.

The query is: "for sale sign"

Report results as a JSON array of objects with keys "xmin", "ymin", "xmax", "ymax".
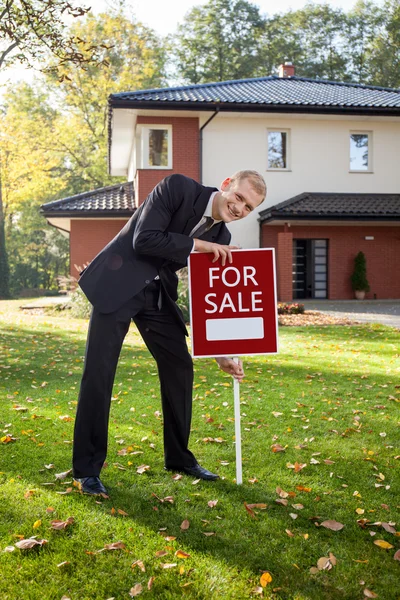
[{"xmin": 188, "ymin": 248, "xmax": 278, "ymax": 358}]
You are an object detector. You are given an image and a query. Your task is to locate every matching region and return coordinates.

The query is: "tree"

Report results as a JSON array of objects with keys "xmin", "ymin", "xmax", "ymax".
[
  {"xmin": 344, "ymin": 0, "xmax": 385, "ymax": 84},
  {"xmin": 367, "ymin": 0, "xmax": 400, "ymax": 87},
  {"xmin": 0, "ymin": 0, "xmax": 106, "ymax": 74},
  {"xmin": 260, "ymin": 4, "xmax": 349, "ymax": 81},
  {"xmin": 171, "ymin": 0, "xmax": 266, "ymax": 84},
  {"xmin": 1, "ymin": 10, "xmax": 167, "ymax": 295}
]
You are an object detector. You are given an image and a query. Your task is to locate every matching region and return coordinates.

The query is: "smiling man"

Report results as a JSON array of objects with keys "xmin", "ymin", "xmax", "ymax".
[{"xmin": 73, "ymin": 171, "xmax": 266, "ymax": 495}]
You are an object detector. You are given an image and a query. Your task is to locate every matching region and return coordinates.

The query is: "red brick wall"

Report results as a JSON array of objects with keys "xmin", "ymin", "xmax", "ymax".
[
  {"xmin": 136, "ymin": 116, "xmax": 199, "ymax": 204},
  {"xmin": 261, "ymin": 224, "xmax": 400, "ymax": 300},
  {"xmin": 70, "ymin": 219, "xmax": 128, "ymax": 278}
]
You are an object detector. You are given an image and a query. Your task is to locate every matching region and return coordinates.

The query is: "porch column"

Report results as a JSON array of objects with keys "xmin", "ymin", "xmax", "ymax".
[{"xmin": 277, "ymin": 231, "xmax": 293, "ymax": 301}]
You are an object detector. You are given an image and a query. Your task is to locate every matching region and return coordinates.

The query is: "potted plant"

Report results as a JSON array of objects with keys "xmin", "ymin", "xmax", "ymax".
[{"xmin": 350, "ymin": 251, "xmax": 370, "ymax": 300}]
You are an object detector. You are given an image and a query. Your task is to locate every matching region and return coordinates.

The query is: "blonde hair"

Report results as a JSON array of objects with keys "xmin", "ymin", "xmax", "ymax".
[{"xmin": 229, "ymin": 170, "xmax": 267, "ymax": 203}]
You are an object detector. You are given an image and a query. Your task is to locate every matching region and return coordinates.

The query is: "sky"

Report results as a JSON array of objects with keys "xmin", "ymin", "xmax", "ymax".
[{"xmin": 0, "ymin": 0, "xmax": 382, "ymax": 92}]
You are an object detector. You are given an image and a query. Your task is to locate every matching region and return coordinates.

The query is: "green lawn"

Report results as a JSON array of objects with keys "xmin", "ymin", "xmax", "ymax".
[{"xmin": 0, "ymin": 299, "xmax": 399, "ymax": 600}]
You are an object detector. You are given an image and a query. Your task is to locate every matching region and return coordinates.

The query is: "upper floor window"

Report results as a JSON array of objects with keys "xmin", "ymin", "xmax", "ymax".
[
  {"xmin": 267, "ymin": 129, "xmax": 290, "ymax": 170},
  {"xmin": 350, "ymin": 132, "xmax": 372, "ymax": 172},
  {"xmin": 139, "ymin": 125, "xmax": 172, "ymax": 169}
]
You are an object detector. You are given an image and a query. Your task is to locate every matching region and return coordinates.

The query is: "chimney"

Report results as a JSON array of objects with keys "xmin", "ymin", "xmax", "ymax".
[{"xmin": 278, "ymin": 62, "xmax": 295, "ymax": 78}]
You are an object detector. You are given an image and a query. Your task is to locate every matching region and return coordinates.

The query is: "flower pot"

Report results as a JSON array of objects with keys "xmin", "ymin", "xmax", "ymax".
[{"xmin": 355, "ymin": 290, "xmax": 366, "ymax": 300}]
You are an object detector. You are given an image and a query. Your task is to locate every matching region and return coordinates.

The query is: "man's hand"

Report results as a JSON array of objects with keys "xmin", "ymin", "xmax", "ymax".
[
  {"xmin": 193, "ymin": 239, "xmax": 239, "ymax": 266},
  {"xmin": 215, "ymin": 357, "xmax": 244, "ymax": 381}
]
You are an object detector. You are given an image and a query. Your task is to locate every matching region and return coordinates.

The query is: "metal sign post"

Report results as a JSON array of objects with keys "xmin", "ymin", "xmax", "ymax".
[{"xmin": 233, "ymin": 357, "xmax": 242, "ymax": 485}]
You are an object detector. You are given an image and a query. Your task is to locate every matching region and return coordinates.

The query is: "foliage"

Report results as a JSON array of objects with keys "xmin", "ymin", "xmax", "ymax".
[
  {"xmin": 351, "ymin": 251, "xmax": 370, "ymax": 292},
  {"xmin": 0, "ymin": 0, "xmax": 104, "ymax": 75},
  {"xmin": 171, "ymin": 0, "xmax": 400, "ymax": 87},
  {"xmin": 0, "ymin": 301, "xmax": 400, "ymax": 599},
  {"xmin": 0, "ymin": 10, "xmax": 167, "ymax": 297},
  {"xmin": 171, "ymin": 0, "xmax": 266, "ymax": 84},
  {"xmin": 177, "ymin": 267, "xmax": 190, "ymax": 324},
  {"xmin": 277, "ymin": 302, "xmax": 305, "ymax": 315},
  {"xmin": 66, "ymin": 286, "xmax": 92, "ymax": 319}
]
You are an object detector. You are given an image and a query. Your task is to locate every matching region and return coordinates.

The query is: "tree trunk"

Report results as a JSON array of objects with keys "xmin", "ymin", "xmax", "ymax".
[{"xmin": 0, "ymin": 160, "xmax": 10, "ymax": 299}]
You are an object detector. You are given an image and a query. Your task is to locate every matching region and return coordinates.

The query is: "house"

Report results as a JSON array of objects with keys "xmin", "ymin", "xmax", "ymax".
[{"xmin": 41, "ymin": 63, "xmax": 400, "ymax": 300}]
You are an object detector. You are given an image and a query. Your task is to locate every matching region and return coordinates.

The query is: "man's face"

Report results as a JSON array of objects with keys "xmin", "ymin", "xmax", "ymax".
[{"xmin": 212, "ymin": 177, "xmax": 264, "ymax": 223}]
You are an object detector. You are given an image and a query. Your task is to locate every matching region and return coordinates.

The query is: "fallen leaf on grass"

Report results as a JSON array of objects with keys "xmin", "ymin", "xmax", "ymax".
[
  {"xmin": 202, "ymin": 532, "xmax": 215, "ymax": 536},
  {"xmin": 381, "ymin": 523, "xmax": 396, "ymax": 534},
  {"xmin": 32, "ymin": 520, "xmax": 41, "ymax": 529},
  {"xmin": 15, "ymin": 537, "xmax": 48, "ymax": 550},
  {"xmin": 180, "ymin": 520, "xmax": 190, "ymax": 530},
  {"xmin": 55, "ymin": 469, "xmax": 72, "ymax": 481},
  {"xmin": 287, "ymin": 462, "xmax": 307, "ymax": 472},
  {"xmin": 260, "ymin": 572, "xmax": 272, "ymax": 587},
  {"xmin": 271, "ymin": 444, "xmax": 285, "ymax": 452},
  {"xmin": 136, "ymin": 465, "xmax": 150, "ymax": 475},
  {"xmin": 208, "ymin": 500, "xmax": 218, "ymax": 508},
  {"xmin": 192, "ymin": 479, "xmax": 200, "ymax": 485},
  {"xmin": 373, "ymin": 540, "xmax": 394, "ymax": 549},
  {"xmin": 394, "ymin": 549, "xmax": 400, "ymax": 561},
  {"xmin": 57, "ymin": 561, "xmax": 70, "ymax": 568},
  {"xmin": 250, "ymin": 586, "xmax": 263, "ymax": 595},
  {"xmin": 161, "ymin": 563, "xmax": 177, "ymax": 569},
  {"xmin": 51, "ymin": 517, "xmax": 74, "ymax": 530},
  {"xmin": 364, "ymin": 590, "xmax": 378, "ymax": 598},
  {"xmin": 131, "ymin": 560, "xmax": 146, "ymax": 572},
  {"xmin": 129, "ymin": 584, "xmax": 143, "ymax": 597},
  {"xmin": 320, "ymin": 520, "xmax": 344, "ymax": 531},
  {"xmin": 285, "ymin": 529, "xmax": 295, "ymax": 537},
  {"xmin": 356, "ymin": 508, "xmax": 365, "ymax": 515},
  {"xmin": 296, "ymin": 485, "xmax": 312, "ymax": 492},
  {"xmin": 172, "ymin": 474, "xmax": 182, "ymax": 481},
  {"xmin": 276, "ymin": 486, "xmax": 289, "ymax": 498},
  {"xmin": 3, "ymin": 546, "xmax": 15, "ymax": 552},
  {"xmin": 275, "ymin": 498, "xmax": 288, "ymax": 506},
  {"xmin": 102, "ymin": 541, "xmax": 126, "ymax": 551},
  {"xmin": 175, "ymin": 550, "xmax": 191, "ymax": 559},
  {"xmin": 1, "ymin": 435, "xmax": 16, "ymax": 444},
  {"xmin": 317, "ymin": 553, "xmax": 337, "ymax": 571},
  {"xmin": 148, "ymin": 576, "xmax": 155, "ymax": 590}
]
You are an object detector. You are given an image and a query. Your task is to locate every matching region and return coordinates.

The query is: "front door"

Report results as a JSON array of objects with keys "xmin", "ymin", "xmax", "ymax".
[{"xmin": 293, "ymin": 239, "xmax": 328, "ymax": 299}]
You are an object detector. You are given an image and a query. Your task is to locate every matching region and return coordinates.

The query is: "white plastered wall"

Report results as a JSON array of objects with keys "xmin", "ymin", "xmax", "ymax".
[{"xmin": 201, "ymin": 113, "xmax": 400, "ymax": 248}]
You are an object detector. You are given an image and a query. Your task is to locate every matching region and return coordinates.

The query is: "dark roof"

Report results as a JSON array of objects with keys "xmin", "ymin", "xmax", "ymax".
[
  {"xmin": 109, "ymin": 76, "xmax": 400, "ymax": 115},
  {"xmin": 259, "ymin": 192, "xmax": 400, "ymax": 223},
  {"xmin": 40, "ymin": 182, "xmax": 135, "ymax": 218}
]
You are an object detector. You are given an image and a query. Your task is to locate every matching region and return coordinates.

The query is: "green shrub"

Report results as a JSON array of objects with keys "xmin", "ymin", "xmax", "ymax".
[{"xmin": 350, "ymin": 251, "xmax": 370, "ymax": 292}]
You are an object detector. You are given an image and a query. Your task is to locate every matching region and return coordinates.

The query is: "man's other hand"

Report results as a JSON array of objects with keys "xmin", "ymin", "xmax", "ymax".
[
  {"xmin": 193, "ymin": 239, "xmax": 239, "ymax": 266},
  {"xmin": 215, "ymin": 357, "xmax": 244, "ymax": 381}
]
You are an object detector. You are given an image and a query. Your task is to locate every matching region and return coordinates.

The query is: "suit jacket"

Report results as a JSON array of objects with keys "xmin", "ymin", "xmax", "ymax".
[{"xmin": 78, "ymin": 174, "xmax": 231, "ymax": 319}]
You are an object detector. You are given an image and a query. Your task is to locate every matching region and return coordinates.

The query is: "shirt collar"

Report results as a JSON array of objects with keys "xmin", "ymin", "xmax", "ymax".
[{"xmin": 205, "ymin": 191, "xmax": 222, "ymax": 223}]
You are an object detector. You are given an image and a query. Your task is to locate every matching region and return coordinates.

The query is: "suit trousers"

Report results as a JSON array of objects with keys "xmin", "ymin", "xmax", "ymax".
[{"xmin": 72, "ymin": 281, "xmax": 196, "ymax": 478}]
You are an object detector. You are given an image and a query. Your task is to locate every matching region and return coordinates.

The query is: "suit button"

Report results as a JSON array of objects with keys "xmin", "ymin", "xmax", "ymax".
[
  {"xmin": 145, "ymin": 279, "xmax": 150, "ymax": 284},
  {"xmin": 145, "ymin": 328, "xmax": 149, "ymax": 332}
]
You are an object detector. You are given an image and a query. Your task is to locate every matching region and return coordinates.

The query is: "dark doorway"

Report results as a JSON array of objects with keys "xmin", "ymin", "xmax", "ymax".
[{"xmin": 293, "ymin": 239, "xmax": 328, "ymax": 299}]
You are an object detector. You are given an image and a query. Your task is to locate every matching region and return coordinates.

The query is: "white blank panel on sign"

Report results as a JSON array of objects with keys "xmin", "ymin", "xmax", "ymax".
[{"xmin": 206, "ymin": 317, "xmax": 264, "ymax": 341}]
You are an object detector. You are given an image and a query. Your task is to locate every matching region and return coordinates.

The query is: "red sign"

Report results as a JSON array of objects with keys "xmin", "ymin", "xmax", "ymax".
[{"xmin": 188, "ymin": 248, "xmax": 278, "ymax": 358}]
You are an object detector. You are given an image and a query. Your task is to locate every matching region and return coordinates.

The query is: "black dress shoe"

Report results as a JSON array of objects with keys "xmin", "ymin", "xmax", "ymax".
[
  {"xmin": 74, "ymin": 476, "xmax": 108, "ymax": 496},
  {"xmin": 165, "ymin": 463, "xmax": 219, "ymax": 481}
]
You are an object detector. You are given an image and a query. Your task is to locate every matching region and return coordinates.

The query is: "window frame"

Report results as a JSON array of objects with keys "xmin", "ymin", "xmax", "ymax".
[
  {"xmin": 139, "ymin": 124, "xmax": 173, "ymax": 170},
  {"xmin": 267, "ymin": 128, "xmax": 291, "ymax": 171},
  {"xmin": 349, "ymin": 130, "xmax": 373, "ymax": 173}
]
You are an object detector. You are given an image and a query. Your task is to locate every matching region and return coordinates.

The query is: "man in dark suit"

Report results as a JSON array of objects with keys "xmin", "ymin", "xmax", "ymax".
[{"xmin": 73, "ymin": 171, "xmax": 266, "ymax": 495}]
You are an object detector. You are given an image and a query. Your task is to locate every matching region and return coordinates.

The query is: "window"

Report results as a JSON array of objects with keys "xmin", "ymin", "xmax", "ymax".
[
  {"xmin": 350, "ymin": 132, "xmax": 371, "ymax": 172},
  {"xmin": 140, "ymin": 125, "xmax": 172, "ymax": 169},
  {"xmin": 268, "ymin": 130, "xmax": 289, "ymax": 170}
]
